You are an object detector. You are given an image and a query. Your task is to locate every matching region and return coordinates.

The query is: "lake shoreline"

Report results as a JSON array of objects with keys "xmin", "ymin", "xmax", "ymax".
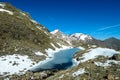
[{"xmin": 30, "ymin": 48, "xmax": 82, "ymax": 72}]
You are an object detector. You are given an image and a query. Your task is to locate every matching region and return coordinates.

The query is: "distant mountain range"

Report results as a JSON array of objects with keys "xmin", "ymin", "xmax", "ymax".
[{"xmin": 51, "ymin": 29, "xmax": 120, "ymax": 50}]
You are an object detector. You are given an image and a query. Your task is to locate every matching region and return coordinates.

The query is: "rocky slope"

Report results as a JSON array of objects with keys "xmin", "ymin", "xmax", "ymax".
[
  {"xmin": 87, "ymin": 37, "xmax": 120, "ymax": 51},
  {"xmin": 1, "ymin": 47, "xmax": 120, "ymax": 80},
  {"xmin": 0, "ymin": 2, "xmax": 70, "ymax": 77},
  {"xmin": 0, "ymin": 2, "xmax": 72, "ymax": 56},
  {"xmin": 51, "ymin": 29, "xmax": 93, "ymax": 47},
  {"xmin": 100, "ymin": 37, "xmax": 120, "ymax": 50},
  {"xmin": 46, "ymin": 48, "xmax": 120, "ymax": 80}
]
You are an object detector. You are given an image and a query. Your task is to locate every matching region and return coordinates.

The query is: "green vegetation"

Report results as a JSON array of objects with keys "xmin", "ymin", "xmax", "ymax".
[{"xmin": 0, "ymin": 3, "xmax": 62, "ymax": 57}]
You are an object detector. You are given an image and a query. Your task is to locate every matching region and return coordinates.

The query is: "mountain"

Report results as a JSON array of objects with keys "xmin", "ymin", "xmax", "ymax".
[
  {"xmin": 51, "ymin": 29, "xmax": 120, "ymax": 50},
  {"xmin": 0, "ymin": 2, "xmax": 71, "ymax": 77},
  {"xmin": 69, "ymin": 33, "xmax": 92, "ymax": 41},
  {"xmin": 0, "ymin": 2, "xmax": 70, "ymax": 57},
  {"xmin": 97, "ymin": 37, "xmax": 120, "ymax": 50},
  {"xmin": 51, "ymin": 29, "xmax": 93, "ymax": 41},
  {"xmin": 51, "ymin": 29, "xmax": 68, "ymax": 39},
  {"xmin": 51, "ymin": 29, "xmax": 94, "ymax": 47},
  {"xmin": 51, "ymin": 29, "xmax": 72, "ymax": 45},
  {"xmin": 69, "ymin": 33, "xmax": 93, "ymax": 46}
]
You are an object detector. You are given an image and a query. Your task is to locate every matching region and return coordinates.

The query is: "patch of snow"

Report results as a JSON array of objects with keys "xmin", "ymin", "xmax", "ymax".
[
  {"xmin": 35, "ymin": 52, "xmax": 45, "ymax": 56},
  {"xmin": 61, "ymin": 44, "xmax": 72, "ymax": 49},
  {"xmin": 78, "ymin": 46, "xmax": 85, "ymax": 50},
  {"xmin": 50, "ymin": 36, "xmax": 52, "ymax": 39},
  {"xmin": 72, "ymin": 68, "xmax": 85, "ymax": 77},
  {"xmin": 50, "ymin": 43, "xmax": 58, "ymax": 49},
  {"xmin": 81, "ymin": 35, "xmax": 89, "ymax": 40},
  {"xmin": 20, "ymin": 12, "xmax": 26, "ymax": 16},
  {"xmin": 0, "ymin": 54, "xmax": 36, "ymax": 75},
  {"xmin": 57, "ymin": 43, "xmax": 61, "ymax": 46},
  {"xmin": 15, "ymin": 48, "xmax": 18, "ymax": 51},
  {"xmin": 44, "ymin": 31, "xmax": 48, "ymax": 35},
  {"xmin": 81, "ymin": 48, "xmax": 120, "ymax": 62},
  {"xmin": 75, "ymin": 48, "xmax": 120, "ymax": 65},
  {"xmin": 95, "ymin": 60, "xmax": 120, "ymax": 67},
  {"xmin": 51, "ymin": 29, "xmax": 60, "ymax": 34},
  {"xmin": 59, "ymin": 74, "xmax": 64, "ymax": 78},
  {"xmin": 45, "ymin": 48, "xmax": 55, "ymax": 57},
  {"xmin": 66, "ymin": 40, "xmax": 72, "ymax": 45},
  {"xmin": 0, "ymin": 3, "xmax": 5, "ymax": 8},
  {"xmin": 30, "ymin": 19, "xmax": 38, "ymax": 24},
  {"xmin": 0, "ymin": 9, "xmax": 13, "ymax": 15},
  {"xmin": 91, "ymin": 45, "xmax": 97, "ymax": 48},
  {"xmin": 36, "ymin": 26, "xmax": 42, "ymax": 30},
  {"xmin": 46, "ymin": 43, "xmax": 72, "ymax": 57},
  {"xmin": 72, "ymin": 58, "xmax": 80, "ymax": 65},
  {"xmin": 4, "ymin": 78, "xmax": 9, "ymax": 80},
  {"xmin": 95, "ymin": 62, "xmax": 110, "ymax": 67},
  {"xmin": 30, "ymin": 76, "xmax": 34, "ymax": 79}
]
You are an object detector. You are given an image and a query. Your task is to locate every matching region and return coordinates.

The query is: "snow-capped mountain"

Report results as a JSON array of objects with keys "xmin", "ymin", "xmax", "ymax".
[
  {"xmin": 51, "ymin": 30, "xmax": 93, "ymax": 42},
  {"xmin": 69, "ymin": 33, "xmax": 93, "ymax": 45},
  {"xmin": 69, "ymin": 33, "xmax": 92, "ymax": 41},
  {"xmin": 51, "ymin": 29, "xmax": 94, "ymax": 46},
  {"xmin": 51, "ymin": 29, "xmax": 72, "ymax": 45},
  {"xmin": 51, "ymin": 29, "xmax": 68, "ymax": 39},
  {"xmin": 51, "ymin": 29, "xmax": 120, "ymax": 50}
]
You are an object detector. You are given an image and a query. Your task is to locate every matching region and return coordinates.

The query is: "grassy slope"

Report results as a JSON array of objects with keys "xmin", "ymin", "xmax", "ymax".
[{"xmin": 0, "ymin": 2, "xmax": 62, "ymax": 57}]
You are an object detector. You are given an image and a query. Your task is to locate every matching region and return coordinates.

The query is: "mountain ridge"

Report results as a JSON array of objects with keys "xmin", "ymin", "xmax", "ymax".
[
  {"xmin": 0, "ymin": 2, "xmax": 71, "ymax": 58},
  {"xmin": 51, "ymin": 29, "xmax": 120, "ymax": 50}
]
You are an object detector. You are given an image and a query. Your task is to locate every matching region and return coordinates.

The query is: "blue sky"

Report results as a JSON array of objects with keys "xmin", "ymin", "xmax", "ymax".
[{"xmin": 1, "ymin": 0, "xmax": 120, "ymax": 40}]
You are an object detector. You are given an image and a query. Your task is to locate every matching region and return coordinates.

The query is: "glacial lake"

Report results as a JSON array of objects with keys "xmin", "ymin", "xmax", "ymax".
[{"xmin": 31, "ymin": 48, "xmax": 81, "ymax": 72}]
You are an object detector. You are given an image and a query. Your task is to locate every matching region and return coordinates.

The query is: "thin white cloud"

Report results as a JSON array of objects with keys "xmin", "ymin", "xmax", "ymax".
[{"xmin": 98, "ymin": 24, "xmax": 120, "ymax": 31}]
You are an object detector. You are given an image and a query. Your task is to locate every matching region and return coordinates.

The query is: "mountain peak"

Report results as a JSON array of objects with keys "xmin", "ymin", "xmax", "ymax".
[
  {"xmin": 70, "ymin": 33, "xmax": 92, "ymax": 41},
  {"xmin": 108, "ymin": 37, "xmax": 118, "ymax": 40},
  {"xmin": 104, "ymin": 37, "xmax": 120, "ymax": 42},
  {"xmin": 51, "ymin": 29, "xmax": 68, "ymax": 39},
  {"xmin": 50, "ymin": 29, "xmax": 94, "ymax": 46},
  {"xmin": 51, "ymin": 29, "xmax": 61, "ymax": 34}
]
